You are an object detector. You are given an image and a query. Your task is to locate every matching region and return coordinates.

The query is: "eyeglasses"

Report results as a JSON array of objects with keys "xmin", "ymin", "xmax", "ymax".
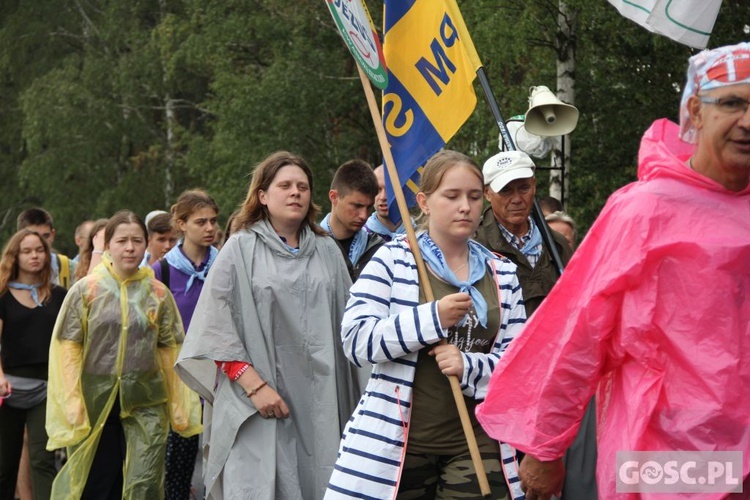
[{"xmin": 699, "ymin": 96, "xmax": 750, "ymax": 115}]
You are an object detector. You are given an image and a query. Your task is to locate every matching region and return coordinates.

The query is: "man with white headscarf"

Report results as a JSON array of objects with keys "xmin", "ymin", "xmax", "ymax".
[{"xmin": 476, "ymin": 42, "xmax": 750, "ymax": 499}]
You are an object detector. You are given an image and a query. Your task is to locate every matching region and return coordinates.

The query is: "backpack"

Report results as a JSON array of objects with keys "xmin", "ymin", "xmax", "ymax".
[
  {"xmin": 157, "ymin": 258, "xmax": 170, "ymax": 288},
  {"xmin": 56, "ymin": 254, "xmax": 71, "ymax": 289}
]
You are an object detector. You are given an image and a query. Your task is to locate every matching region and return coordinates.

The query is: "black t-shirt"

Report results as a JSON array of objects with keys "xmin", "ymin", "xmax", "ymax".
[
  {"xmin": 338, "ymin": 235, "xmax": 355, "ymax": 258},
  {"xmin": 0, "ymin": 285, "xmax": 67, "ymax": 372}
]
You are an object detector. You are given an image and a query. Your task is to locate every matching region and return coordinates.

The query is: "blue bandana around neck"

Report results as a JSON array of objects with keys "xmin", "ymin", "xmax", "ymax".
[
  {"xmin": 364, "ymin": 212, "xmax": 406, "ymax": 242},
  {"xmin": 278, "ymin": 235, "xmax": 299, "ymax": 255},
  {"xmin": 520, "ymin": 218, "xmax": 543, "ymax": 257},
  {"xmin": 416, "ymin": 232, "xmax": 495, "ymax": 328},
  {"xmin": 320, "ymin": 213, "xmax": 368, "ymax": 266},
  {"xmin": 164, "ymin": 243, "xmax": 218, "ymax": 293},
  {"xmin": 501, "ymin": 217, "xmax": 543, "ymax": 258},
  {"xmin": 8, "ymin": 282, "xmax": 43, "ymax": 307}
]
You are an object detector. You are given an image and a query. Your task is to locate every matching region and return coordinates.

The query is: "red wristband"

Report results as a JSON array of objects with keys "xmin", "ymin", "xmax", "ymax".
[{"xmin": 217, "ymin": 361, "xmax": 251, "ymax": 381}]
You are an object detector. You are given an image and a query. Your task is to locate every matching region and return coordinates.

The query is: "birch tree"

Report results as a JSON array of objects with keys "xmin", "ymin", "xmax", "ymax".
[{"xmin": 551, "ymin": 1, "xmax": 577, "ymax": 206}]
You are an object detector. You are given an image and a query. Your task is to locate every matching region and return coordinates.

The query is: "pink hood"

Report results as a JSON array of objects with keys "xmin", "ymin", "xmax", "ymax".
[{"xmin": 638, "ymin": 118, "xmax": 750, "ymax": 196}]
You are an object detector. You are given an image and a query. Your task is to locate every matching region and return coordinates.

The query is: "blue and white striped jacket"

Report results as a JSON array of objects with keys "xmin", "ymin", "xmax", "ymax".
[{"xmin": 325, "ymin": 238, "xmax": 526, "ymax": 499}]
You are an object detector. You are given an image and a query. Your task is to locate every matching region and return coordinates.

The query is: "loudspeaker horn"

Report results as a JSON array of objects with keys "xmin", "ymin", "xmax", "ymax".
[{"xmin": 524, "ymin": 86, "xmax": 579, "ymax": 137}]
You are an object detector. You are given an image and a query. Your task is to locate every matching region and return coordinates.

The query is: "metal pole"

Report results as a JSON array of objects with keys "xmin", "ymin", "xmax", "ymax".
[
  {"xmin": 561, "ymin": 134, "xmax": 566, "ymax": 208},
  {"xmin": 476, "ymin": 68, "xmax": 565, "ymax": 275}
]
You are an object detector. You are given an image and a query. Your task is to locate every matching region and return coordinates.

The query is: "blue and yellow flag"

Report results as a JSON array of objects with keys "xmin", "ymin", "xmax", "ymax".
[{"xmin": 382, "ymin": 0, "xmax": 482, "ymax": 223}]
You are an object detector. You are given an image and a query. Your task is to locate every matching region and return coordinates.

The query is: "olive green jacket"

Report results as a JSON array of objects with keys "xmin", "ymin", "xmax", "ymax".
[{"xmin": 474, "ymin": 205, "xmax": 573, "ymax": 317}]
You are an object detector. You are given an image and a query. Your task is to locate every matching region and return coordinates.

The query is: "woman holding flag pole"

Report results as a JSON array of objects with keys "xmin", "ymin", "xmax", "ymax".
[
  {"xmin": 325, "ymin": 150, "xmax": 526, "ymax": 499},
  {"xmin": 325, "ymin": 1, "xmax": 528, "ymax": 497}
]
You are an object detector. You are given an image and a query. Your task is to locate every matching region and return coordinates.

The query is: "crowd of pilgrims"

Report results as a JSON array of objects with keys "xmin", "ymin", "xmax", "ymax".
[
  {"xmin": 4, "ymin": 34, "xmax": 750, "ymax": 500},
  {"xmin": 0, "ymin": 149, "xmax": 578, "ymax": 500}
]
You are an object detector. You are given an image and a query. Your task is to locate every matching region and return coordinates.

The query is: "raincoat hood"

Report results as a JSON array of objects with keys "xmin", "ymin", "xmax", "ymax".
[
  {"xmin": 100, "ymin": 251, "xmax": 153, "ymax": 283},
  {"xmin": 250, "ymin": 218, "xmax": 317, "ymax": 258},
  {"xmin": 638, "ymin": 118, "xmax": 750, "ymax": 196}
]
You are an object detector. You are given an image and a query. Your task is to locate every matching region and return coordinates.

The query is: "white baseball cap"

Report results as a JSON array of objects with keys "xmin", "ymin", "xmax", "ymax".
[
  {"xmin": 483, "ymin": 150, "xmax": 536, "ymax": 193},
  {"xmin": 144, "ymin": 210, "xmax": 168, "ymax": 227}
]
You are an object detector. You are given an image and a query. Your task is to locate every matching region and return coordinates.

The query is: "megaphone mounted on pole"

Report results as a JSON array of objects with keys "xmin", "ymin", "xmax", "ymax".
[{"xmin": 524, "ymin": 85, "xmax": 579, "ymax": 137}]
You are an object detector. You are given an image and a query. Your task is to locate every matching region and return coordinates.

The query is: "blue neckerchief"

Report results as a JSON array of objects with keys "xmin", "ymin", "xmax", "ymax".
[
  {"xmin": 8, "ymin": 282, "xmax": 43, "ymax": 307},
  {"xmin": 522, "ymin": 218, "xmax": 543, "ymax": 257},
  {"xmin": 164, "ymin": 243, "xmax": 218, "ymax": 293},
  {"xmin": 140, "ymin": 251, "xmax": 152, "ymax": 268},
  {"xmin": 364, "ymin": 212, "xmax": 406, "ymax": 242},
  {"xmin": 278, "ymin": 235, "xmax": 299, "ymax": 255},
  {"xmin": 499, "ymin": 217, "xmax": 543, "ymax": 258},
  {"xmin": 417, "ymin": 232, "xmax": 495, "ymax": 328},
  {"xmin": 320, "ymin": 213, "xmax": 368, "ymax": 266}
]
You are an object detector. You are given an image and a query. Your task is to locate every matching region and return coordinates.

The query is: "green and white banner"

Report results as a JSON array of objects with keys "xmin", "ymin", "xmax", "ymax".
[{"xmin": 608, "ymin": 0, "xmax": 722, "ymax": 49}]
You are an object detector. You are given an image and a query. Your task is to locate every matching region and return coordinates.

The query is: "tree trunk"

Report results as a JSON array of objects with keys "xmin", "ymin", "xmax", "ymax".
[
  {"xmin": 551, "ymin": 0, "xmax": 577, "ymax": 209},
  {"xmin": 159, "ymin": 0, "xmax": 175, "ymax": 207},
  {"xmin": 164, "ymin": 95, "xmax": 175, "ymax": 206}
]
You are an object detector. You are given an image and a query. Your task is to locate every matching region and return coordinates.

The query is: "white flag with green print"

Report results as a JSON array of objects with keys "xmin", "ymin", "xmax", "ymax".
[{"xmin": 608, "ymin": 0, "xmax": 722, "ymax": 49}]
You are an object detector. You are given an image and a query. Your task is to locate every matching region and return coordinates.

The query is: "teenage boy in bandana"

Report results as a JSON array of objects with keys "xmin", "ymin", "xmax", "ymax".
[{"xmin": 321, "ymin": 160, "xmax": 384, "ymax": 281}]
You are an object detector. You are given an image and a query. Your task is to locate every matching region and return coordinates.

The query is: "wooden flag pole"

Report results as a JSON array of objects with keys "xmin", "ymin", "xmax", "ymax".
[{"xmin": 356, "ymin": 64, "xmax": 491, "ymax": 497}]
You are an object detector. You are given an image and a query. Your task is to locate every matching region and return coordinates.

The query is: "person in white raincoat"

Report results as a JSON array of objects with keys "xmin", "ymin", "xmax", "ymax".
[
  {"xmin": 46, "ymin": 210, "xmax": 202, "ymax": 499},
  {"xmin": 175, "ymin": 151, "xmax": 361, "ymax": 499}
]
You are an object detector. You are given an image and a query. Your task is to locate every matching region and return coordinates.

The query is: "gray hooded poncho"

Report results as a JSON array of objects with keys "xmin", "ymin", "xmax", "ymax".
[{"xmin": 175, "ymin": 219, "xmax": 361, "ymax": 499}]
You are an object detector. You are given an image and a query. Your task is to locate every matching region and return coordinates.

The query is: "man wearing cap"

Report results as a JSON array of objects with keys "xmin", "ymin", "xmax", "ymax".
[
  {"xmin": 141, "ymin": 210, "xmax": 179, "ymax": 267},
  {"xmin": 474, "ymin": 150, "xmax": 573, "ymax": 317},
  {"xmin": 476, "ymin": 42, "xmax": 750, "ymax": 499},
  {"xmin": 476, "ymin": 150, "xmax": 590, "ymax": 500}
]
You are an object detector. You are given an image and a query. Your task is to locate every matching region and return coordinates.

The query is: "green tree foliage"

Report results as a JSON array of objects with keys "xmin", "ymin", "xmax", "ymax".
[
  {"xmin": 175, "ymin": 0, "xmax": 382, "ymax": 215},
  {"xmin": 0, "ymin": 1, "xmax": 79, "ymax": 238},
  {"xmin": 455, "ymin": 0, "xmax": 749, "ymax": 231},
  {"xmin": 1, "ymin": 0, "xmax": 748, "ymax": 253}
]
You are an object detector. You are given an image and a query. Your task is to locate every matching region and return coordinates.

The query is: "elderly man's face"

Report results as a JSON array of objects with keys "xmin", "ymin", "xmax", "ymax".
[
  {"xmin": 691, "ymin": 84, "xmax": 750, "ymax": 187},
  {"xmin": 484, "ymin": 177, "xmax": 536, "ymax": 236}
]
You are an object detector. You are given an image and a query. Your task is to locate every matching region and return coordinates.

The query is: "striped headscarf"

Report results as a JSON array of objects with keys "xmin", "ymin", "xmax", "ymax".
[{"xmin": 679, "ymin": 42, "xmax": 750, "ymax": 143}]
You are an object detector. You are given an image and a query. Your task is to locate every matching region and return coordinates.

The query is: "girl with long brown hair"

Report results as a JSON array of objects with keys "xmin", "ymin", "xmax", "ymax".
[
  {"xmin": 0, "ymin": 229, "xmax": 66, "ymax": 500},
  {"xmin": 74, "ymin": 218, "xmax": 108, "ymax": 281},
  {"xmin": 175, "ymin": 151, "xmax": 361, "ymax": 499}
]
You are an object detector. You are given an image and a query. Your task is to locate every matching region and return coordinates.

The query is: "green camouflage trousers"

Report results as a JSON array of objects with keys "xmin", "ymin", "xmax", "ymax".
[{"xmin": 397, "ymin": 452, "xmax": 510, "ymax": 499}]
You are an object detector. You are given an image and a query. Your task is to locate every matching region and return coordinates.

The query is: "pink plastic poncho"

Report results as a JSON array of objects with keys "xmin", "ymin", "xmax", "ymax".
[{"xmin": 476, "ymin": 119, "xmax": 750, "ymax": 499}]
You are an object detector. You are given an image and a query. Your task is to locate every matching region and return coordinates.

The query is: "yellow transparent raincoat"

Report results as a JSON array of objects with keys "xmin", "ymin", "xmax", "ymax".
[{"xmin": 45, "ymin": 255, "xmax": 202, "ymax": 499}]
